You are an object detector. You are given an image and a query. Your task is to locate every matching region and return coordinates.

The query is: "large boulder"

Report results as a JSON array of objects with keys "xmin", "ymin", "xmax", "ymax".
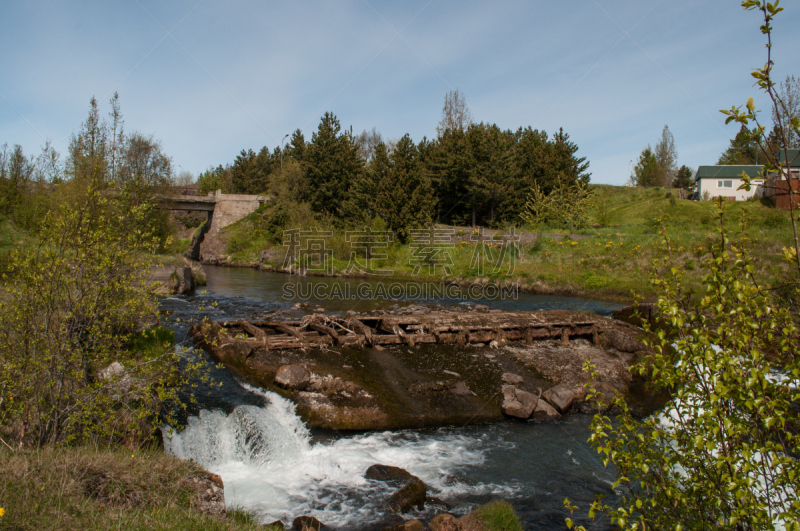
[
  {"xmin": 387, "ymin": 478, "xmax": 427, "ymax": 513},
  {"xmin": 429, "ymin": 513, "xmax": 462, "ymax": 531},
  {"xmin": 542, "ymin": 385, "xmax": 578, "ymax": 414},
  {"xmin": 532, "ymin": 399, "xmax": 561, "ymax": 421},
  {"xmin": 292, "ymin": 515, "xmax": 323, "ymax": 530},
  {"xmin": 274, "ymin": 364, "xmax": 311, "ymax": 391},
  {"xmin": 501, "ymin": 387, "xmax": 538, "ymax": 420},
  {"xmin": 366, "ymin": 464, "xmax": 416, "ymax": 484},
  {"xmin": 382, "ymin": 519, "xmax": 425, "ymax": 531}
]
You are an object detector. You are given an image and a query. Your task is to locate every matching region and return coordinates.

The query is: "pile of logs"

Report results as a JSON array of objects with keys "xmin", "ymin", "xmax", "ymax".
[{"xmin": 214, "ymin": 310, "xmax": 603, "ymax": 350}]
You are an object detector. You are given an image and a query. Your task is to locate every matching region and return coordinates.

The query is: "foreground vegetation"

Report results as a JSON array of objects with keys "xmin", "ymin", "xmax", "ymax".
[
  {"xmin": 210, "ymin": 184, "xmax": 794, "ymax": 302},
  {"xmin": 0, "ymin": 445, "xmax": 276, "ymax": 531}
]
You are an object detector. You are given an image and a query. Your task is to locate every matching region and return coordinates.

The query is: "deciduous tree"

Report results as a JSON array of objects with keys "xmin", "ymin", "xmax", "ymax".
[{"xmin": 436, "ymin": 89, "xmax": 473, "ymax": 137}]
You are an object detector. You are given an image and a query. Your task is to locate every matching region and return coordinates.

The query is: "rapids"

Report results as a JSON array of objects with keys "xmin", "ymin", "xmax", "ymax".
[{"xmin": 160, "ymin": 266, "xmax": 623, "ymax": 529}]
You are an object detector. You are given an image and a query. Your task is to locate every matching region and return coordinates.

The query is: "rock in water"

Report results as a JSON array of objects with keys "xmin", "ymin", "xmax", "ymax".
[
  {"xmin": 292, "ymin": 515, "xmax": 323, "ymax": 530},
  {"xmin": 382, "ymin": 519, "xmax": 426, "ymax": 531},
  {"xmin": 533, "ymin": 398, "xmax": 562, "ymax": 421},
  {"xmin": 501, "ymin": 387, "xmax": 538, "ymax": 419},
  {"xmin": 365, "ymin": 464, "xmax": 416, "ymax": 484},
  {"xmin": 542, "ymin": 384, "xmax": 577, "ymax": 413},
  {"xmin": 515, "ymin": 389, "xmax": 538, "ymax": 412},
  {"xmin": 274, "ymin": 364, "xmax": 311, "ymax": 391},
  {"xmin": 387, "ymin": 478, "xmax": 427, "ymax": 513},
  {"xmin": 429, "ymin": 513, "xmax": 462, "ymax": 530}
]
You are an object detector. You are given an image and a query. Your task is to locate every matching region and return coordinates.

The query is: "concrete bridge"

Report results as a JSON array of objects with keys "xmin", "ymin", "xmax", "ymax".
[
  {"xmin": 160, "ymin": 190, "xmax": 269, "ymax": 233},
  {"xmin": 159, "ymin": 190, "xmax": 269, "ymax": 259}
]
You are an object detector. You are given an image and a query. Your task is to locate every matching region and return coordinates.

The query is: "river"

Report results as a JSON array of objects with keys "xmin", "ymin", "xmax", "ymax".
[{"xmin": 159, "ymin": 265, "xmax": 624, "ymax": 530}]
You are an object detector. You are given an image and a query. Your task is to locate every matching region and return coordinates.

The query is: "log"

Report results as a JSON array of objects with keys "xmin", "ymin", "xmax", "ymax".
[
  {"xmin": 206, "ymin": 310, "xmax": 618, "ymax": 351},
  {"xmin": 309, "ymin": 322, "xmax": 340, "ymax": 344},
  {"xmin": 240, "ymin": 323, "xmax": 267, "ymax": 339}
]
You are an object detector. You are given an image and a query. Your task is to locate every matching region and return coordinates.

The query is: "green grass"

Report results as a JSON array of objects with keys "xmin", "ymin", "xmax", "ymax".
[
  {"xmin": 206, "ymin": 185, "xmax": 798, "ymax": 303},
  {"xmin": 0, "ymin": 445, "xmax": 280, "ymax": 531},
  {"xmin": 129, "ymin": 326, "xmax": 175, "ymax": 360},
  {"xmin": 474, "ymin": 500, "xmax": 524, "ymax": 531}
]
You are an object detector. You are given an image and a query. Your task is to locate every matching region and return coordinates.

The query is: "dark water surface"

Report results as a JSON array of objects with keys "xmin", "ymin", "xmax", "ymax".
[{"xmin": 160, "ymin": 266, "xmax": 623, "ymax": 530}]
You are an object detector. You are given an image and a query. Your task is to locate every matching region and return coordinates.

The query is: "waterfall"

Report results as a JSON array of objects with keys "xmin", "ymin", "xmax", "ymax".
[{"xmin": 163, "ymin": 383, "xmax": 513, "ymax": 528}]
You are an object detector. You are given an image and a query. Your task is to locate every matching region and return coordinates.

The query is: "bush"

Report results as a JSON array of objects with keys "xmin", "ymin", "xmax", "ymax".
[
  {"xmin": 0, "ymin": 189, "xmax": 195, "ymax": 447},
  {"xmin": 570, "ymin": 208, "xmax": 800, "ymax": 530},
  {"xmin": 475, "ymin": 500, "xmax": 524, "ymax": 531}
]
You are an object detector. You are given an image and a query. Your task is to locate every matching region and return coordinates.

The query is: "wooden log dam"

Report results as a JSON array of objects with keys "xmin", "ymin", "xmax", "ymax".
[{"xmin": 205, "ymin": 310, "xmax": 605, "ymax": 351}]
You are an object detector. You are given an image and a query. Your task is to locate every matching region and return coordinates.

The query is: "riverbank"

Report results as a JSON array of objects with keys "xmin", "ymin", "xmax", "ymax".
[
  {"xmin": 192, "ymin": 185, "xmax": 795, "ymax": 305},
  {"xmin": 0, "ymin": 444, "xmax": 525, "ymax": 531}
]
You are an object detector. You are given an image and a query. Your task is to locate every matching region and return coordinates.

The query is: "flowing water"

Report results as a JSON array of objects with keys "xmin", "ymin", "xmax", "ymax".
[{"xmin": 160, "ymin": 266, "xmax": 625, "ymax": 529}]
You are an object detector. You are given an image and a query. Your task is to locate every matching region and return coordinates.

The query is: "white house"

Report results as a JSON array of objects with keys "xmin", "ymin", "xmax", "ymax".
[{"xmin": 694, "ymin": 165, "xmax": 764, "ymax": 201}]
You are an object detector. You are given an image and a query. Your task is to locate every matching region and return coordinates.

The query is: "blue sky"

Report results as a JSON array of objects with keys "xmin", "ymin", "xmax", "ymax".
[{"xmin": 1, "ymin": 1, "xmax": 798, "ymax": 185}]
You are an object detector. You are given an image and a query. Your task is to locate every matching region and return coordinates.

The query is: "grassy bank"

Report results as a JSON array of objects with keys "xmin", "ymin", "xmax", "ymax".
[
  {"xmin": 206, "ymin": 185, "xmax": 795, "ymax": 303},
  {"xmin": 0, "ymin": 445, "xmax": 278, "ymax": 531}
]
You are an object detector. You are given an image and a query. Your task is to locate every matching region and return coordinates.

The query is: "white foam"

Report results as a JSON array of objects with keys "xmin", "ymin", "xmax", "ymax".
[{"xmin": 164, "ymin": 383, "xmax": 513, "ymax": 527}]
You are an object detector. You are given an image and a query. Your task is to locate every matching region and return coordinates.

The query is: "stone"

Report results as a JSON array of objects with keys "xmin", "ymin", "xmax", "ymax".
[
  {"xmin": 514, "ymin": 389, "xmax": 538, "ymax": 412},
  {"xmin": 292, "ymin": 515, "xmax": 323, "ymax": 530},
  {"xmin": 489, "ymin": 340, "xmax": 500, "ymax": 349},
  {"xmin": 186, "ymin": 470, "xmax": 226, "ymax": 517},
  {"xmin": 501, "ymin": 372, "xmax": 524, "ymax": 385},
  {"xmin": 542, "ymin": 384, "xmax": 577, "ymax": 413},
  {"xmin": 100, "ymin": 362, "xmax": 126, "ymax": 380},
  {"xmin": 603, "ymin": 328, "xmax": 647, "ymax": 353},
  {"xmin": 382, "ymin": 519, "xmax": 425, "ymax": 531},
  {"xmin": 429, "ymin": 513, "xmax": 462, "ymax": 531},
  {"xmin": 207, "ymin": 472, "xmax": 224, "ymax": 489},
  {"xmin": 612, "ymin": 303, "xmax": 657, "ymax": 327},
  {"xmin": 502, "ymin": 387, "xmax": 536, "ymax": 419},
  {"xmin": 387, "ymin": 478, "xmax": 427, "ymax": 513},
  {"xmin": 501, "ymin": 384, "xmax": 516, "ymax": 400},
  {"xmin": 452, "ymin": 381, "xmax": 472, "ymax": 396},
  {"xmin": 165, "ymin": 266, "xmax": 194, "ymax": 294},
  {"xmin": 532, "ymin": 398, "xmax": 562, "ymax": 421},
  {"xmin": 274, "ymin": 364, "xmax": 311, "ymax": 391},
  {"xmin": 365, "ymin": 464, "xmax": 416, "ymax": 484}
]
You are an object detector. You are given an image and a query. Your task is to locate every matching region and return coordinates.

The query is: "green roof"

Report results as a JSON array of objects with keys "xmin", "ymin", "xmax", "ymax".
[
  {"xmin": 694, "ymin": 165, "xmax": 763, "ymax": 181},
  {"xmin": 779, "ymin": 149, "xmax": 800, "ymax": 167}
]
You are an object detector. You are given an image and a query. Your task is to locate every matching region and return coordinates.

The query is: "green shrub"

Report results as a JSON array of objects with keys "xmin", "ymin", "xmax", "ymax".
[
  {"xmin": 475, "ymin": 500, "xmax": 524, "ymax": 531},
  {"xmin": 583, "ymin": 271, "xmax": 609, "ymax": 290}
]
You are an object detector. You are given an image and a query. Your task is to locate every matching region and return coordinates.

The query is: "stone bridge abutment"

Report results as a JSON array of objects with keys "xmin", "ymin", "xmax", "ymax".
[{"xmin": 160, "ymin": 190, "xmax": 268, "ymax": 260}]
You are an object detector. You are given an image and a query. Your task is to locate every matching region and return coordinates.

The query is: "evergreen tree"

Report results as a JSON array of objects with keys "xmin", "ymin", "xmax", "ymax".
[
  {"xmin": 426, "ymin": 129, "xmax": 473, "ymax": 225},
  {"xmin": 551, "ymin": 128, "xmax": 591, "ymax": 186},
  {"xmin": 718, "ymin": 125, "xmax": 758, "ymax": 165},
  {"xmin": 305, "ymin": 112, "xmax": 363, "ymax": 219},
  {"xmin": 376, "ymin": 134, "xmax": 436, "ymax": 242},
  {"xmin": 287, "ymin": 129, "xmax": 306, "ymax": 162},
  {"xmin": 632, "ymin": 146, "xmax": 659, "ymax": 187},
  {"xmin": 467, "ymin": 123, "xmax": 515, "ymax": 225},
  {"xmin": 343, "ymin": 142, "xmax": 387, "ymax": 223},
  {"xmin": 230, "ymin": 147, "xmax": 274, "ymax": 194},
  {"xmin": 672, "ymin": 164, "xmax": 695, "ymax": 198}
]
